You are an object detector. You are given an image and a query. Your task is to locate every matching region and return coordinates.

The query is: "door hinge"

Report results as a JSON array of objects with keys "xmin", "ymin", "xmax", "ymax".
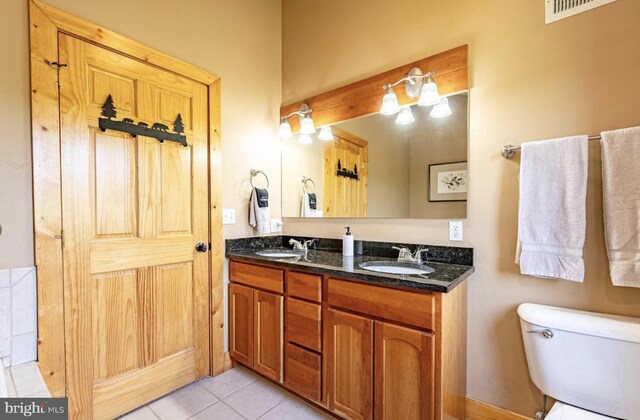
[{"xmin": 48, "ymin": 61, "xmax": 67, "ymax": 88}]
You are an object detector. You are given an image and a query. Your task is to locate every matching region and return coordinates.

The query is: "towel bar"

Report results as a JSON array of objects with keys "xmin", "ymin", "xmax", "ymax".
[{"xmin": 501, "ymin": 135, "xmax": 601, "ymax": 158}]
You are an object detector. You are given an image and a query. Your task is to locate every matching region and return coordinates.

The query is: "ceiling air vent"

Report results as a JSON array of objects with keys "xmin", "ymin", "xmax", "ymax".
[{"xmin": 545, "ymin": 0, "xmax": 618, "ymax": 24}]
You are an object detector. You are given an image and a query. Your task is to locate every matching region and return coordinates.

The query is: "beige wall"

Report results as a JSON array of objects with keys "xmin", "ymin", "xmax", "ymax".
[
  {"xmin": 0, "ymin": 0, "xmax": 282, "ymax": 271},
  {"xmin": 282, "ymin": 0, "xmax": 640, "ymax": 416}
]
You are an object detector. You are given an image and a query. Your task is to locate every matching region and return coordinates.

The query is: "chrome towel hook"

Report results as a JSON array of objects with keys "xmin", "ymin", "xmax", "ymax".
[{"xmin": 301, "ymin": 176, "xmax": 315, "ymax": 192}]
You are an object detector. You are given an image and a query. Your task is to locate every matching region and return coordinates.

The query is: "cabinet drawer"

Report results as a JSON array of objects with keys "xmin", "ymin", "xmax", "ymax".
[
  {"xmin": 230, "ymin": 261, "xmax": 283, "ymax": 294},
  {"xmin": 284, "ymin": 343, "xmax": 322, "ymax": 402},
  {"xmin": 327, "ymin": 279, "xmax": 435, "ymax": 330},
  {"xmin": 286, "ymin": 271, "xmax": 322, "ymax": 302},
  {"xmin": 286, "ymin": 298, "xmax": 321, "ymax": 352}
]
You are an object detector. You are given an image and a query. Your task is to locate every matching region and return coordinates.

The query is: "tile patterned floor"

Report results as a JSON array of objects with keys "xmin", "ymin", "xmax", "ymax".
[
  {"xmin": 4, "ymin": 362, "xmax": 52, "ymax": 398},
  {"xmin": 119, "ymin": 366, "xmax": 332, "ymax": 420}
]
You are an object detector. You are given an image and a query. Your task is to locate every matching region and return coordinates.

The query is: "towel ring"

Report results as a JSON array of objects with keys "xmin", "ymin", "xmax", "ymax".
[
  {"xmin": 301, "ymin": 176, "xmax": 315, "ymax": 192},
  {"xmin": 250, "ymin": 169, "xmax": 269, "ymax": 189}
]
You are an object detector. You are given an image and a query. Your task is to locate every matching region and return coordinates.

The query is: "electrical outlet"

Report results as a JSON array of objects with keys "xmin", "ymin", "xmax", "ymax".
[
  {"xmin": 271, "ymin": 219, "xmax": 283, "ymax": 233},
  {"xmin": 449, "ymin": 220, "xmax": 463, "ymax": 241},
  {"xmin": 222, "ymin": 208, "xmax": 236, "ymax": 225}
]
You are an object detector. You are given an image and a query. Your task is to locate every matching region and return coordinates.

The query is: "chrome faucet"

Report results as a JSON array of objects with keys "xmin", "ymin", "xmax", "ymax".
[
  {"xmin": 304, "ymin": 238, "xmax": 319, "ymax": 250},
  {"xmin": 289, "ymin": 238, "xmax": 318, "ymax": 251},
  {"xmin": 392, "ymin": 246, "xmax": 429, "ymax": 264}
]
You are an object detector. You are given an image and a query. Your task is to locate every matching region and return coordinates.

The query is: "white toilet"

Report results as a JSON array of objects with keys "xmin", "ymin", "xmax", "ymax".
[{"xmin": 518, "ymin": 303, "xmax": 640, "ymax": 420}]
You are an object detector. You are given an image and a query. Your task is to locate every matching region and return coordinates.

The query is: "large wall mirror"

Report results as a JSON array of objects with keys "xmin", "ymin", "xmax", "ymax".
[{"xmin": 280, "ymin": 45, "xmax": 469, "ymax": 219}]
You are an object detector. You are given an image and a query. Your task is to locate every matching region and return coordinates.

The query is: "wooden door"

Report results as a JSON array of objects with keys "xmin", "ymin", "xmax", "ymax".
[
  {"xmin": 253, "ymin": 290, "xmax": 283, "ymax": 382},
  {"xmin": 323, "ymin": 128, "xmax": 368, "ymax": 217},
  {"xmin": 229, "ymin": 283, "xmax": 254, "ymax": 367},
  {"xmin": 327, "ymin": 309, "xmax": 373, "ymax": 420},
  {"xmin": 59, "ymin": 34, "xmax": 210, "ymax": 419},
  {"xmin": 374, "ymin": 322, "xmax": 435, "ymax": 420}
]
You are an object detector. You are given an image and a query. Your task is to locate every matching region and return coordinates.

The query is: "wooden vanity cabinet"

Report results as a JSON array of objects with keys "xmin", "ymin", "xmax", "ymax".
[
  {"xmin": 327, "ymin": 308, "xmax": 374, "ymax": 420},
  {"xmin": 325, "ymin": 311, "xmax": 436, "ymax": 420},
  {"xmin": 229, "ymin": 283, "xmax": 254, "ymax": 366},
  {"xmin": 374, "ymin": 321, "xmax": 435, "ymax": 420},
  {"xmin": 283, "ymin": 271, "xmax": 324, "ymax": 403},
  {"xmin": 229, "ymin": 262, "xmax": 284, "ymax": 383},
  {"xmin": 229, "ymin": 260, "xmax": 468, "ymax": 420},
  {"xmin": 253, "ymin": 290, "xmax": 283, "ymax": 380}
]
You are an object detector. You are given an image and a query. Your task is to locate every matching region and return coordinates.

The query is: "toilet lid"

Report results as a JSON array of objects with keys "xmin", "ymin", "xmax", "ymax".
[{"xmin": 546, "ymin": 402, "xmax": 614, "ymax": 420}]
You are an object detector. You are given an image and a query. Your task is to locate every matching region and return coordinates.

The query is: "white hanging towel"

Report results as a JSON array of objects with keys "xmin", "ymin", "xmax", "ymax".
[
  {"xmin": 249, "ymin": 187, "xmax": 270, "ymax": 235},
  {"xmin": 515, "ymin": 135, "xmax": 588, "ymax": 282},
  {"xmin": 300, "ymin": 191, "xmax": 320, "ymax": 217},
  {"xmin": 601, "ymin": 126, "xmax": 640, "ymax": 287}
]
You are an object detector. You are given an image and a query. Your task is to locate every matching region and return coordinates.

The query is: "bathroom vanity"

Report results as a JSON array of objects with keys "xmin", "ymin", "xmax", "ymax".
[{"xmin": 226, "ymin": 237, "xmax": 473, "ymax": 420}]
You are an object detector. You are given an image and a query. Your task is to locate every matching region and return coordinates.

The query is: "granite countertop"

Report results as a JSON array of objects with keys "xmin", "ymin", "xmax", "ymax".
[{"xmin": 226, "ymin": 246, "xmax": 474, "ymax": 293}]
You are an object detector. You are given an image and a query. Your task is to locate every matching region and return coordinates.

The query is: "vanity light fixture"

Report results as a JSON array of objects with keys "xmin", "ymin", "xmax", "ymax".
[
  {"xmin": 380, "ymin": 67, "xmax": 449, "ymax": 118},
  {"xmin": 417, "ymin": 74, "xmax": 441, "ymax": 107},
  {"xmin": 380, "ymin": 85, "xmax": 401, "ymax": 115},
  {"xmin": 279, "ymin": 103, "xmax": 315, "ymax": 138},
  {"xmin": 318, "ymin": 126, "xmax": 334, "ymax": 141},
  {"xmin": 430, "ymin": 97, "xmax": 453, "ymax": 118},
  {"xmin": 279, "ymin": 117, "xmax": 293, "ymax": 138},
  {"xmin": 300, "ymin": 115, "xmax": 316, "ymax": 135},
  {"xmin": 395, "ymin": 106, "xmax": 415, "ymax": 125}
]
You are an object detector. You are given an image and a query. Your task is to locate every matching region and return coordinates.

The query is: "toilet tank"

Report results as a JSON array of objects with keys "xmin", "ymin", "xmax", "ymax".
[{"xmin": 518, "ymin": 303, "xmax": 640, "ymax": 420}]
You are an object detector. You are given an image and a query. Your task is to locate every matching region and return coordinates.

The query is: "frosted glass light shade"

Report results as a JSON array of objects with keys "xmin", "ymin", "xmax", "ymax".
[
  {"xmin": 298, "ymin": 134, "xmax": 313, "ymax": 145},
  {"xmin": 300, "ymin": 116, "xmax": 316, "ymax": 135},
  {"xmin": 395, "ymin": 106, "xmax": 415, "ymax": 125},
  {"xmin": 279, "ymin": 119, "xmax": 293, "ymax": 138},
  {"xmin": 318, "ymin": 126, "xmax": 334, "ymax": 141},
  {"xmin": 380, "ymin": 87, "xmax": 400, "ymax": 115},
  {"xmin": 430, "ymin": 97, "xmax": 452, "ymax": 118},
  {"xmin": 418, "ymin": 80, "xmax": 441, "ymax": 106}
]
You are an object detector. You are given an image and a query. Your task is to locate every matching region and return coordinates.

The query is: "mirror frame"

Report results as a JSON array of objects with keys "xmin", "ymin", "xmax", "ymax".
[{"xmin": 280, "ymin": 45, "xmax": 468, "ymax": 132}]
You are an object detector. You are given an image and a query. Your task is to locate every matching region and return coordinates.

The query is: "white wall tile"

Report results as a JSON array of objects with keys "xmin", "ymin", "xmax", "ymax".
[
  {"xmin": 0, "ymin": 270, "xmax": 10, "ymax": 288},
  {"xmin": 11, "ymin": 332, "xmax": 37, "ymax": 366},
  {"xmin": 0, "ymin": 287, "xmax": 11, "ymax": 358},
  {"xmin": 10, "ymin": 268, "xmax": 35, "ymax": 287},
  {"xmin": 11, "ymin": 268, "xmax": 37, "ymax": 335}
]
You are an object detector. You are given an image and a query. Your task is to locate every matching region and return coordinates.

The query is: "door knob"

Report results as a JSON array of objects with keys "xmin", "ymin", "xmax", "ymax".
[{"xmin": 195, "ymin": 243, "xmax": 208, "ymax": 253}]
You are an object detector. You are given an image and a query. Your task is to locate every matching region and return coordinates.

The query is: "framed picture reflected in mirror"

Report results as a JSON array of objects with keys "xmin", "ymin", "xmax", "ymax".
[{"xmin": 429, "ymin": 161, "xmax": 468, "ymax": 202}]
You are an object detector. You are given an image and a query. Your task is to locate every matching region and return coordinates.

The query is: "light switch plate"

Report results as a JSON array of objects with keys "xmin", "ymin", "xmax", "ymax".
[
  {"xmin": 449, "ymin": 220, "xmax": 463, "ymax": 241},
  {"xmin": 222, "ymin": 208, "xmax": 236, "ymax": 225}
]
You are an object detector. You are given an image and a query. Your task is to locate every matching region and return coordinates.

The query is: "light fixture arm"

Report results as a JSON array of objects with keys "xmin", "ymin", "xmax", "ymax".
[
  {"xmin": 281, "ymin": 103, "xmax": 313, "ymax": 121},
  {"xmin": 383, "ymin": 70, "xmax": 436, "ymax": 90}
]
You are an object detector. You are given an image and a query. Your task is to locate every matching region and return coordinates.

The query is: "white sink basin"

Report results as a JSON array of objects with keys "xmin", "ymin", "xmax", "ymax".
[
  {"xmin": 256, "ymin": 249, "xmax": 304, "ymax": 258},
  {"xmin": 359, "ymin": 261, "xmax": 435, "ymax": 276}
]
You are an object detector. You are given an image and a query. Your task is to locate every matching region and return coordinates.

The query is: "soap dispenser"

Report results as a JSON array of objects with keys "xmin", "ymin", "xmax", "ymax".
[{"xmin": 343, "ymin": 226, "xmax": 354, "ymax": 256}]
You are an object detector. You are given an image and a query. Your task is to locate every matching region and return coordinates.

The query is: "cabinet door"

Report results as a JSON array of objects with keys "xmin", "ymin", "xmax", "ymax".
[
  {"xmin": 254, "ymin": 289, "xmax": 284, "ymax": 382},
  {"xmin": 374, "ymin": 321, "xmax": 435, "ymax": 420},
  {"xmin": 327, "ymin": 309, "xmax": 373, "ymax": 420},
  {"xmin": 229, "ymin": 283, "xmax": 254, "ymax": 366}
]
